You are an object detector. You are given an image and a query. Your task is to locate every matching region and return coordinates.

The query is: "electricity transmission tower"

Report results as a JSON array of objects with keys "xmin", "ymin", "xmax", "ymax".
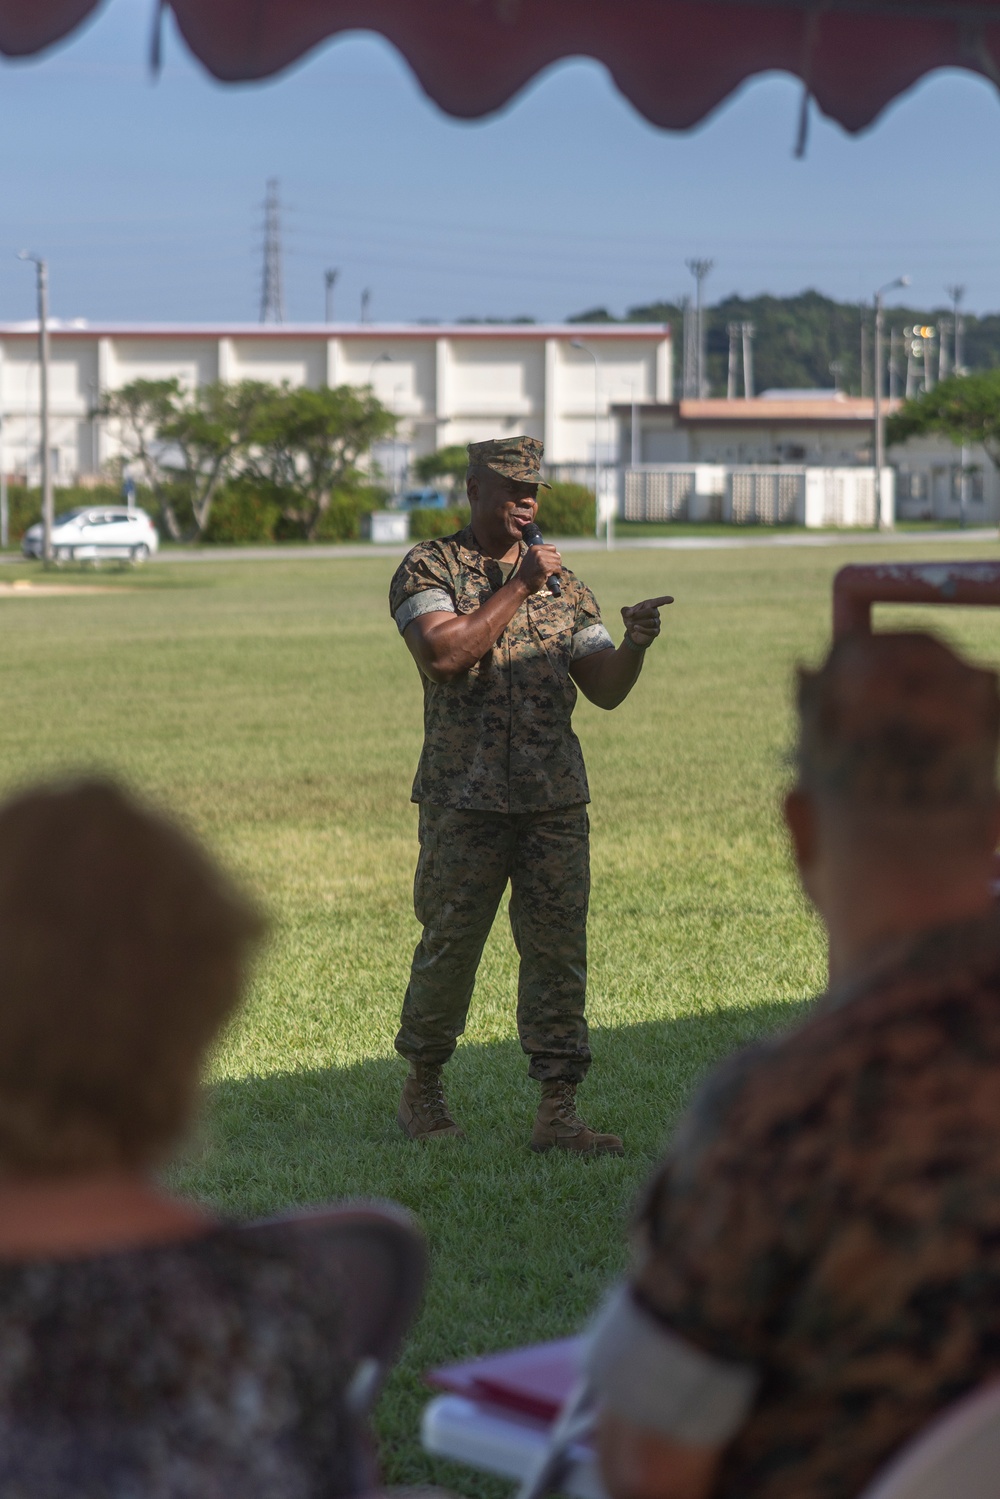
[
  {"xmin": 259, "ymin": 178, "xmax": 286, "ymax": 324},
  {"xmin": 685, "ymin": 258, "xmax": 713, "ymax": 396}
]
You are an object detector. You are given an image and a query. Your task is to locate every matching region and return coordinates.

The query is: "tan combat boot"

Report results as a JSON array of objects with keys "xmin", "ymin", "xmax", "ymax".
[
  {"xmin": 531, "ymin": 1080, "xmax": 624, "ymax": 1156},
  {"xmin": 397, "ymin": 1063, "xmax": 464, "ymax": 1141}
]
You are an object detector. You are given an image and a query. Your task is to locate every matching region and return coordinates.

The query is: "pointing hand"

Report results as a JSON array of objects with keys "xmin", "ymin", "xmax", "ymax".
[{"xmin": 621, "ymin": 595, "xmax": 673, "ymax": 649}]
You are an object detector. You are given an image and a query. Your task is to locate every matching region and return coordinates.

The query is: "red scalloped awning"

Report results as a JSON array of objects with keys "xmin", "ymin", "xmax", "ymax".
[{"xmin": 1, "ymin": 0, "xmax": 999, "ymax": 132}]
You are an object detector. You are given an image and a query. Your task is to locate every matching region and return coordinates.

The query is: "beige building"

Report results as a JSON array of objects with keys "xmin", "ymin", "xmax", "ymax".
[{"xmin": 0, "ymin": 320, "xmax": 671, "ymax": 488}]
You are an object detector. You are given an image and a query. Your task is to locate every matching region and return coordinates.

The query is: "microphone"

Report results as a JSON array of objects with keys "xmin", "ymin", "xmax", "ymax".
[{"xmin": 521, "ymin": 521, "xmax": 562, "ymax": 597}]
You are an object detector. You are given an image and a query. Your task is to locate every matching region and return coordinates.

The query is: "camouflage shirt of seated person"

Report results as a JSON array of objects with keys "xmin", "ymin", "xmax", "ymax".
[
  {"xmin": 389, "ymin": 525, "xmax": 613, "ymax": 814},
  {"xmin": 587, "ymin": 907, "xmax": 1000, "ymax": 1499}
]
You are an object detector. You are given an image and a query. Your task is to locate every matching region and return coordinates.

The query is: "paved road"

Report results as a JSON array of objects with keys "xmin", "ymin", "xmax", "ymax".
[{"xmin": 3, "ymin": 528, "xmax": 996, "ymax": 566}]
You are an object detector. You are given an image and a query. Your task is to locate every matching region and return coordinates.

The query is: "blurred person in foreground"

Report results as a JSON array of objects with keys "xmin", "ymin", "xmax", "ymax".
[
  {"xmin": 389, "ymin": 435, "xmax": 671, "ymax": 1153},
  {"xmin": 0, "ymin": 777, "xmax": 386, "ymax": 1498},
  {"xmin": 587, "ymin": 630, "xmax": 1000, "ymax": 1499}
]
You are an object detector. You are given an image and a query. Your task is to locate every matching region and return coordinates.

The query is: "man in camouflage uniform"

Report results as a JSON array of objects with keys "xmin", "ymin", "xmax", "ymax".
[
  {"xmin": 586, "ymin": 630, "xmax": 1000, "ymax": 1499},
  {"xmin": 389, "ymin": 435, "xmax": 671, "ymax": 1153}
]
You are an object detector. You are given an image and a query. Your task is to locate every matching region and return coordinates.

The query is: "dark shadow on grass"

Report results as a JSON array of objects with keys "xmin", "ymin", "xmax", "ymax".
[
  {"xmin": 176, "ymin": 995, "xmax": 814, "ymax": 1215},
  {"xmin": 168, "ymin": 997, "xmax": 812, "ymax": 1496}
]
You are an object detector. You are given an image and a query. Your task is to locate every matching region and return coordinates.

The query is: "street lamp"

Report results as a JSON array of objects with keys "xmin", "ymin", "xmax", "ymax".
[
  {"xmin": 324, "ymin": 268, "xmax": 339, "ymax": 323},
  {"xmin": 18, "ymin": 251, "xmax": 52, "ymax": 563},
  {"xmin": 873, "ymin": 275, "xmax": 909, "ymax": 532},
  {"xmin": 570, "ymin": 339, "xmax": 608, "ymax": 546}
]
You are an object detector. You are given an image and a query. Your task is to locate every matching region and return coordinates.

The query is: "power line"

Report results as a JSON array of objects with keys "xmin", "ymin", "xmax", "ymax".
[{"xmin": 259, "ymin": 178, "xmax": 286, "ymax": 324}]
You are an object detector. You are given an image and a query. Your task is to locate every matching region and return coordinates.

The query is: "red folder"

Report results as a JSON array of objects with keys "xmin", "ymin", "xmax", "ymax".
[{"xmin": 426, "ymin": 1337, "xmax": 582, "ymax": 1423}]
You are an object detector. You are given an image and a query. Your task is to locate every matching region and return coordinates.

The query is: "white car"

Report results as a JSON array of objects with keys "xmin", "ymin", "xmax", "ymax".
[{"xmin": 22, "ymin": 507, "xmax": 159, "ymax": 564}]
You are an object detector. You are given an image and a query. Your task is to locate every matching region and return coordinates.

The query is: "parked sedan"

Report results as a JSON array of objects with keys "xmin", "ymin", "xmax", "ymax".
[{"xmin": 21, "ymin": 508, "xmax": 159, "ymax": 563}]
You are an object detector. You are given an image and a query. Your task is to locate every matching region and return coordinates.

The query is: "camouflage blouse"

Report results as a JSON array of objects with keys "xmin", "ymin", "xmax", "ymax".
[
  {"xmin": 389, "ymin": 526, "xmax": 613, "ymax": 814},
  {"xmin": 600, "ymin": 910, "xmax": 1000, "ymax": 1499},
  {"xmin": 0, "ymin": 1218, "xmax": 360, "ymax": 1499}
]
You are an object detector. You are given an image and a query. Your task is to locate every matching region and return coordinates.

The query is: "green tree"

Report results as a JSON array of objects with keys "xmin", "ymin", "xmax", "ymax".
[
  {"xmin": 412, "ymin": 445, "xmax": 469, "ymax": 487},
  {"xmin": 886, "ymin": 372, "xmax": 1000, "ymax": 467},
  {"xmin": 160, "ymin": 380, "xmax": 270, "ymax": 539},
  {"xmin": 99, "ymin": 379, "xmax": 186, "ymax": 538},
  {"xmin": 245, "ymin": 384, "xmax": 396, "ymax": 541},
  {"xmin": 101, "ymin": 378, "xmax": 268, "ymax": 540}
]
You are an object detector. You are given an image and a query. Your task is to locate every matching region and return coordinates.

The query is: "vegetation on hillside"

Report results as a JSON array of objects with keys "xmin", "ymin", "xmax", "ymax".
[{"xmin": 569, "ymin": 290, "xmax": 1000, "ymax": 396}]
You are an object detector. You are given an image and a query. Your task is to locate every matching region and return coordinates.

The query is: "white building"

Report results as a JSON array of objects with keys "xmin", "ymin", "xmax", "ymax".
[
  {"xmin": 0, "ymin": 321, "xmax": 671, "ymax": 487},
  {"xmin": 614, "ymin": 393, "xmax": 1000, "ymax": 525}
]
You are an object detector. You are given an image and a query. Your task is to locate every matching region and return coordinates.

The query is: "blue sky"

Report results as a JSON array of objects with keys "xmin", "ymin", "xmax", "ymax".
[{"xmin": 1, "ymin": 0, "xmax": 999, "ymax": 324}]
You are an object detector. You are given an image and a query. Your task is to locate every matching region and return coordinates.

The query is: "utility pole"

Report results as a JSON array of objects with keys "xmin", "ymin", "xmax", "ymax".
[
  {"xmin": 727, "ymin": 323, "xmax": 739, "ymax": 399},
  {"xmin": 741, "ymin": 322, "xmax": 755, "ymax": 398},
  {"xmin": 360, "ymin": 288, "xmax": 371, "ymax": 324},
  {"xmin": 19, "ymin": 252, "xmax": 52, "ymax": 563},
  {"xmin": 905, "ymin": 331, "xmax": 919, "ymax": 400},
  {"xmin": 947, "ymin": 284, "xmax": 965, "ymax": 375},
  {"xmin": 874, "ymin": 275, "xmax": 909, "ymax": 532},
  {"xmin": 888, "ymin": 327, "xmax": 901, "ymax": 400},
  {"xmin": 922, "ymin": 327, "xmax": 935, "ymax": 392},
  {"xmin": 259, "ymin": 178, "xmax": 285, "ymax": 324},
  {"xmin": 686, "ymin": 259, "xmax": 713, "ymax": 397},
  {"xmin": 938, "ymin": 318, "xmax": 951, "ymax": 382},
  {"xmin": 680, "ymin": 296, "xmax": 696, "ymax": 398},
  {"xmin": 324, "ymin": 268, "xmax": 339, "ymax": 323}
]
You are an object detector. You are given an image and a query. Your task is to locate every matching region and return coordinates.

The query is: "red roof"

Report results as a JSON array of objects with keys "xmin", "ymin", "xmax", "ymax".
[
  {"xmin": 679, "ymin": 397, "xmax": 901, "ymax": 422},
  {"xmin": 3, "ymin": 1, "xmax": 999, "ymax": 133}
]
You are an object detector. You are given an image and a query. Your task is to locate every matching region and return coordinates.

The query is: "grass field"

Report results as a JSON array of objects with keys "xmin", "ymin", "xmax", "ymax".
[{"xmin": 1, "ymin": 539, "xmax": 998, "ymax": 1491}]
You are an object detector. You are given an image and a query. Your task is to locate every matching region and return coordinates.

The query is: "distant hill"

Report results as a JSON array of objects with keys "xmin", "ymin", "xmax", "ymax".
[{"xmin": 568, "ymin": 290, "xmax": 1000, "ymax": 396}]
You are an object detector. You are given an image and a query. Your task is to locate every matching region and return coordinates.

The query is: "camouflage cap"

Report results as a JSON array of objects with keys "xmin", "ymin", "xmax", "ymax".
[
  {"xmin": 796, "ymin": 631, "xmax": 1000, "ymax": 809},
  {"xmin": 467, "ymin": 435, "xmax": 550, "ymax": 488}
]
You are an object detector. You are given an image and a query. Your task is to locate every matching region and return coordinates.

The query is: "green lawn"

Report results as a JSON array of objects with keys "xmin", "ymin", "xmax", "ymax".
[{"xmin": 1, "ymin": 541, "xmax": 997, "ymax": 1491}]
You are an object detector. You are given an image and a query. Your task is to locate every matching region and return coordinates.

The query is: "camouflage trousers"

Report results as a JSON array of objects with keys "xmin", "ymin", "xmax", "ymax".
[{"xmin": 395, "ymin": 803, "xmax": 592, "ymax": 1083}]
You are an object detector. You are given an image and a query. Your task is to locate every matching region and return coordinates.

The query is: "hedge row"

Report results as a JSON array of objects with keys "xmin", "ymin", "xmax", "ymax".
[{"xmin": 3, "ymin": 479, "xmax": 596, "ymax": 547}]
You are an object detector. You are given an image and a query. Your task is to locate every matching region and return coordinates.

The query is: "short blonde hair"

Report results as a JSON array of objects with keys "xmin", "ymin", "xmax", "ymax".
[{"xmin": 0, "ymin": 777, "xmax": 264, "ymax": 1175}]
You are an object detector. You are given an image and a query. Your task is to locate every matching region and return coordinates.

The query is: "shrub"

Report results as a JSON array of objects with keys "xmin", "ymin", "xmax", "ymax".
[
  {"xmin": 203, "ymin": 482, "xmax": 282, "ymax": 544},
  {"xmin": 536, "ymin": 482, "xmax": 595, "ymax": 537},
  {"xmin": 408, "ymin": 507, "xmax": 467, "ymax": 540},
  {"xmin": 312, "ymin": 487, "xmax": 388, "ymax": 543}
]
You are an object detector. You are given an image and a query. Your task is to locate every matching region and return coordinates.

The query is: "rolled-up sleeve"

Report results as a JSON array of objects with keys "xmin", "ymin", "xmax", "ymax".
[
  {"xmin": 389, "ymin": 545, "xmax": 457, "ymax": 635},
  {"xmin": 584, "ymin": 1284, "xmax": 759, "ymax": 1445},
  {"xmin": 583, "ymin": 1051, "xmax": 787, "ymax": 1450},
  {"xmin": 571, "ymin": 583, "xmax": 614, "ymax": 661},
  {"xmin": 394, "ymin": 588, "xmax": 455, "ymax": 635}
]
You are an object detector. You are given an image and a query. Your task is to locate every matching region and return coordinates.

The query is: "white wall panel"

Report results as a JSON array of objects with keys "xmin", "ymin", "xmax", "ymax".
[
  {"xmin": 109, "ymin": 338, "xmax": 218, "ymax": 390},
  {"xmin": 228, "ymin": 337, "xmax": 325, "ymax": 388}
]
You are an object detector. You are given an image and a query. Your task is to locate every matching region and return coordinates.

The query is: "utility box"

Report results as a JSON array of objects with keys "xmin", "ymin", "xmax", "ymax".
[{"xmin": 363, "ymin": 511, "xmax": 410, "ymax": 543}]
